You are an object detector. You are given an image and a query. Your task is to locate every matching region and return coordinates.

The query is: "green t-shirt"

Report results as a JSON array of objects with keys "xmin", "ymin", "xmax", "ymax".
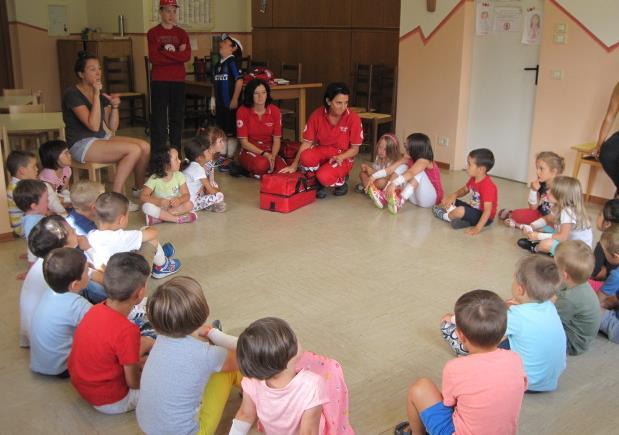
[
  {"xmin": 555, "ymin": 282, "xmax": 601, "ymax": 355},
  {"xmin": 145, "ymin": 171, "xmax": 186, "ymax": 199}
]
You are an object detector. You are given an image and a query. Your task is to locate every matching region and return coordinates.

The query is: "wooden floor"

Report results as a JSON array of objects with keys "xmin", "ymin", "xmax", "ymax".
[{"xmin": 1, "ymin": 134, "xmax": 618, "ymax": 434}]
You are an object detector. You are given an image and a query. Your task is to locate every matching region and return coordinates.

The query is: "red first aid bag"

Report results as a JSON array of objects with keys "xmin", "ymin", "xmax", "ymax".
[
  {"xmin": 260, "ymin": 173, "xmax": 315, "ymax": 213},
  {"xmin": 278, "ymin": 140, "xmax": 301, "ymax": 165}
]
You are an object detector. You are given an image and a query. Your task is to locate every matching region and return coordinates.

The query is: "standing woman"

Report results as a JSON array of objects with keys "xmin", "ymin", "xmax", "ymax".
[
  {"xmin": 593, "ymin": 81, "xmax": 619, "ymax": 198},
  {"xmin": 62, "ymin": 52, "xmax": 150, "ymax": 208},
  {"xmin": 236, "ymin": 79, "xmax": 287, "ymax": 178},
  {"xmin": 281, "ymin": 82, "xmax": 363, "ymax": 198}
]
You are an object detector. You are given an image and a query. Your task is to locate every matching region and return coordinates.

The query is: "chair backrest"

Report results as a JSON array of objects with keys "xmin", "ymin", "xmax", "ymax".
[
  {"xmin": 352, "ymin": 64, "xmax": 375, "ymax": 112},
  {"xmin": 0, "ymin": 125, "xmax": 9, "ymax": 167},
  {"xmin": 250, "ymin": 59, "xmax": 269, "ymax": 70},
  {"xmin": 239, "ymin": 56, "xmax": 251, "ymax": 72},
  {"xmin": 3, "ymin": 88, "xmax": 32, "ymax": 96},
  {"xmin": 103, "ymin": 56, "xmax": 136, "ymax": 93},
  {"xmin": 280, "ymin": 63, "xmax": 302, "ymax": 83},
  {"xmin": 373, "ymin": 64, "xmax": 397, "ymax": 115},
  {"xmin": 8, "ymin": 103, "xmax": 45, "ymax": 114}
]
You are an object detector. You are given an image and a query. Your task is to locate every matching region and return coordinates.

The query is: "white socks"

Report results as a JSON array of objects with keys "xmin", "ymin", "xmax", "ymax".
[
  {"xmin": 207, "ymin": 328, "xmax": 238, "ymax": 350},
  {"xmin": 153, "ymin": 243, "xmax": 166, "ymax": 267},
  {"xmin": 401, "ymin": 184, "xmax": 414, "ymax": 201}
]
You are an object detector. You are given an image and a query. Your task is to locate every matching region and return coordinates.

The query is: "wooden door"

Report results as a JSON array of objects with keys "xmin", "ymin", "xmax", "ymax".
[
  {"xmin": 0, "ymin": 0, "xmax": 14, "ymax": 89},
  {"xmin": 251, "ymin": 0, "xmax": 273, "ymax": 28}
]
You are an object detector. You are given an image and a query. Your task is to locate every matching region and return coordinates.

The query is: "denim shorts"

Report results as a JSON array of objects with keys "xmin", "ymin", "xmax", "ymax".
[
  {"xmin": 69, "ymin": 133, "xmax": 111, "ymax": 163},
  {"xmin": 420, "ymin": 401, "xmax": 455, "ymax": 435}
]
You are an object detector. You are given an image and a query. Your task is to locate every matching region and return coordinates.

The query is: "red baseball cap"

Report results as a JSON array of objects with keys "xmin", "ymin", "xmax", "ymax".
[{"xmin": 160, "ymin": 0, "xmax": 179, "ymax": 8}]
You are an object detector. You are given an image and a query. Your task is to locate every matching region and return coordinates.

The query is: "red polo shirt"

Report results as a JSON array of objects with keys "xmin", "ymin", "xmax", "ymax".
[
  {"xmin": 303, "ymin": 107, "xmax": 363, "ymax": 153},
  {"xmin": 236, "ymin": 104, "xmax": 282, "ymax": 150}
]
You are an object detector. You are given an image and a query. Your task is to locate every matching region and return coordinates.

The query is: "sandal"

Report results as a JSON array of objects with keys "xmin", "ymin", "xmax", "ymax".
[
  {"xmin": 498, "ymin": 208, "xmax": 511, "ymax": 220},
  {"xmin": 394, "ymin": 421, "xmax": 412, "ymax": 435}
]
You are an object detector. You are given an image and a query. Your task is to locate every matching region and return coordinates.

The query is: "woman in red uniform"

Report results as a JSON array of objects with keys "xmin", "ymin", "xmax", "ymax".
[
  {"xmin": 236, "ymin": 79, "xmax": 287, "ymax": 178},
  {"xmin": 281, "ymin": 82, "xmax": 363, "ymax": 198}
]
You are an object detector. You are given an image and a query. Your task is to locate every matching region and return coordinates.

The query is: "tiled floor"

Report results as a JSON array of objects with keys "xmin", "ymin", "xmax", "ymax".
[{"xmin": 1, "ymin": 137, "xmax": 617, "ymax": 434}]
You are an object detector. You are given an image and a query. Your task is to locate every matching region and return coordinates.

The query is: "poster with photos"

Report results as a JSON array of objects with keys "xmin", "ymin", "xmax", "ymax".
[
  {"xmin": 476, "ymin": 1, "xmax": 493, "ymax": 36},
  {"xmin": 522, "ymin": 7, "xmax": 542, "ymax": 45},
  {"xmin": 493, "ymin": 6, "xmax": 522, "ymax": 32}
]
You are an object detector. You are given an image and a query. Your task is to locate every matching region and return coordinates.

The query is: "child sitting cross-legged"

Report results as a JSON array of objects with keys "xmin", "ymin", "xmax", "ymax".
[
  {"xmin": 66, "ymin": 180, "xmax": 104, "ymax": 236},
  {"xmin": 181, "ymin": 136, "xmax": 226, "ymax": 213},
  {"xmin": 598, "ymin": 225, "xmax": 619, "ymax": 344},
  {"xmin": 14, "ymin": 179, "xmax": 49, "ymax": 263},
  {"xmin": 6, "ymin": 150, "xmax": 39, "ymax": 238},
  {"xmin": 397, "ymin": 290, "xmax": 527, "ymax": 435},
  {"xmin": 553, "ymin": 240, "xmax": 601, "ymax": 355},
  {"xmin": 441, "ymin": 256, "xmax": 566, "ymax": 392},
  {"xmin": 69, "ymin": 252, "xmax": 155, "ymax": 414},
  {"xmin": 432, "ymin": 148, "xmax": 497, "ymax": 235},
  {"xmin": 30, "ymin": 247, "xmax": 92, "ymax": 377},
  {"xmin": 592, "ymin": 199, "xmax": 619, "ymax": 280},
  {"xmin": 88, "ymin": 192, "xmax": 180, "ymax": 279},
  {"xmin": 137, "ymin": 276, "xmax": 241, "ymax": 435}
]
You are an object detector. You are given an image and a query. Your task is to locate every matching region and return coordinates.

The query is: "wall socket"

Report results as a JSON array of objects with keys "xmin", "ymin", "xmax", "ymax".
[{"xmin": 437, "ymin": 136, "xmax": 449, "ymax": 146}]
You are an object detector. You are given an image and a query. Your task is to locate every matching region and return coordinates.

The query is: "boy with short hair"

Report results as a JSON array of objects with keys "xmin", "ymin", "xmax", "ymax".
[
  {"xmin": 87, "ymin": 192, "xmax": 180, "ymax": 279},
  {"xmin": 554, "ymin": 240, "xmax": 601, "ymax": 355},
  {"xmin": 599, "ymin": 226, "xmax": 619, "ymax": 343},
  {"xmin": 66, "ymin": 180, "xmax": 104, "ymax": 236},
  {"xmin": 30, "ymin": 248, "xmax": 92, "ymax": 377},
  {"xmin": 402, "ymin": 290, "xmax": 527, "ymax": 435},
  {"xmin": 69, "ymin": 252, "xmax": 154, "ymax": 414},
  {"xmin": 432, "ymin": 148, "xmax": 498, "ymax": 235},
  {"xmin": 14, "ymin": 179, "xmax": 50, "ymax": 265},
  {"xmin": 6, "ymin": 150, "xmax": 38, "ymax": 237}
]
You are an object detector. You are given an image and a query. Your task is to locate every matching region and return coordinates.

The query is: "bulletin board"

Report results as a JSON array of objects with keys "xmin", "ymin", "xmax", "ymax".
[{"xmin": 150, "ymin": 0, "xmax": 214, "ymax": 30}]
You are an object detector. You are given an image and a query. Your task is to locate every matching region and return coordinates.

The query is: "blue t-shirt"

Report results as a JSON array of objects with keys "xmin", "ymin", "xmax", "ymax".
[
  {"xmin": 66, "ymin": 209, "xmax": 97, "ymax": 237},
  {"xmin": 213, "ymin": 55, "xmax": 241, "ymax": 108},
  {"xmin": 601, "ymin": 267, "xmax": 619, "ymax": 296},
  {"xmin": 22, "ymin": 213, "xmax": 45, "ymax": 239},
  {"xmin": 506, "ymin": 301, "xmax": 566, "ymax": 391},
  {"xmin": 30, "ymin": 289, "xmax": 92, "ymax": 375}
]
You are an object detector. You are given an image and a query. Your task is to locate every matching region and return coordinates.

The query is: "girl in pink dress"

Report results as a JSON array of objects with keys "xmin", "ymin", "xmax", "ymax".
[{"xmin": 38, "ymin": 140, "xmax": 73, "ymax": 201}]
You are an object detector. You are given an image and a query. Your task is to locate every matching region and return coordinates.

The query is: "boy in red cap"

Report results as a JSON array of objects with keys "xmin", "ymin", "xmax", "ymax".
[{"xmin": 147, "ymin": 0, "xmax": 191, "ymax": 156}]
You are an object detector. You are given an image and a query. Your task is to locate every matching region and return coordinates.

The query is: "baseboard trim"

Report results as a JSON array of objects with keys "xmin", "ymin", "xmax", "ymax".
[
  {"xmin": 436, "ymin": 161, "xmax": 450, "ymax": 170},
  {"xmin": 0, "ymin": 232, "xmax": 16, "ymax": 242}
]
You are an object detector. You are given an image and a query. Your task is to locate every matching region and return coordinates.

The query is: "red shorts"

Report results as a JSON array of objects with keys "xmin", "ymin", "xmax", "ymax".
[
  {"xmin": 239, "ymin": 149, "xmax": 287, "ymax": 176},
  {"xmin": 299, "ymin": 146, "xmax": 354, "ymax": 187}
]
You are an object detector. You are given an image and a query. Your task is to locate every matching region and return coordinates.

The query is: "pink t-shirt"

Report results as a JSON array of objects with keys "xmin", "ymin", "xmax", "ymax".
[
  {"xmin": 241, "ymin": 369, "xmax": 329, "ymax": 435},
  {"xmin": 39, "ymin": 167, "xmax": 72, "ymax": 193},
  {"xmin": 442, "ymin": 349, "xmax": 527, "ymax": 435}
]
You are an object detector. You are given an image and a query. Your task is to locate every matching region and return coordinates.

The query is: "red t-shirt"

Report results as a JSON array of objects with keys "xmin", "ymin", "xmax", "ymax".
[
  {"xmin": 147, "ymin": 24, "xmax": 191, "ymax": 82},
  {"xmin": 466, "ymin": 175, "xmax": 498, "ymax": 220},
  {"xmin": 302, "ymin": 107, "xmax": 363, "ymax": 153},
  {"xmin": 236, "ymin": 104, "xmax": 282, "ymax": 151},
  {"xmin": 68, "ymin": 302, "xmax": 140, "ymax": 406}
]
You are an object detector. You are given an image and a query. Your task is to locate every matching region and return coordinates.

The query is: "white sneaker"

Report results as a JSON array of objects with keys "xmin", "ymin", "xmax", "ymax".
[
  {"xmin": 132, "ymin": 187, "xmax": 143, "ymax": 198},
  {"xmin": 128, "ymin": 201, "xmax": 139, "ymax": 212}
]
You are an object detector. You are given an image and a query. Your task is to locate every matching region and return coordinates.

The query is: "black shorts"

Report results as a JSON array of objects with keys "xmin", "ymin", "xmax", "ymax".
[
  {"xmin": 215, "ymin": 106, "xmax": 237, "ymax": 137},
  {"xmin": 455, "ymin": 199, "xmax": 493, "ymax": 226}
]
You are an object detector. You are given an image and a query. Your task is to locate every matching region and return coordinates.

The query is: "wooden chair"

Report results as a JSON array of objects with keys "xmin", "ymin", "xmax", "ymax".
[
  {"xmin": 571, "ymin": 142, "xmax": 602, "ymax": 202},
  {"xmin": 7, "ymin": 104, "xmax": 50, "ymax": 151},
  {"xmin": 103, "ymin": 56, "xmax": 147, "ymax": 126},
  {"xmin": 3, "ymin": 88, "xmax": 41, "ymax": 104},
  {"xmin": 351, "ymin": 64, "xmax": 375, "ymax": 113},
  {"xmin": 278, "ymin": 63, "xmax": 303, "ymax": 140},
  {"xmin": 1, "ymin": 125, "xmax": 10, "ymax": 168},
  {"xmin": 71, "ymin": 160, "xmax": 117, "ymax": 184}
]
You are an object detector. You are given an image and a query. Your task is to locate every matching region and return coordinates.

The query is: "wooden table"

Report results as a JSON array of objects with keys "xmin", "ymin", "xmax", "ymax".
[
  {"xmin": 185, "ymin": 79, "xmax": 323, "ymax": 141},
  {"xmin": 0, "ymin": 112, "xmax": 65, "ymax": 158},
  {"xmin": 0, "ymin": 95, "xmax": 36, "ymax": 112}
]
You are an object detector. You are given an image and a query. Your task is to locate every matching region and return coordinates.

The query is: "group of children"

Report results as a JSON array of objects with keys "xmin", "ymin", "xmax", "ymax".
[{"xmin": 5, "ymin": 78, "xmax": 619, "ymax": 434}]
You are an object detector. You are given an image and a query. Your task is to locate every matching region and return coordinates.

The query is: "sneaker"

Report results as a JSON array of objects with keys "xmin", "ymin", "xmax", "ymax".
[
  {"xmin": 432, "ymin": 205, "xmax": 447, "ymax": 220},
  {"xmin": 316, "ymin": 186, "xmax": 328, "ymax": 199},
  {"xmin": 367, "ymin": 185, "xmax": 385, "ymax": 209},
  {"xmin": 211, "ymin": 319, "xmax": 223, "ymax": 331},
  {"xmin": 145, "ymin": 215, "xmax": 163, "ymax": 226},
  {"xmin": 128, "ymin": 201, "xmax": 139, "ymax": 212},
  {"xmin": 498, "ymin": 208, "xmax": 511, "ymax": 220},
  {"xmin": 162, "ymin": 242, "xmax": 175, "ymax": 258},
  {"xmin": 128, "ymin": 297, "xmax": 148, "ymax": 322},
  {"xmin": 504, "ymin": 217, "xmax": 517, "ymax": 228},
  {"xmin": 354, "ymin": 183, "xmax": 365, "ymax": 194},
  {"xmin": 207, "ymin": 202, "xmax": 227, "ymax": 213},
  {"xmin": 387, "ymin": 191, "xmax": 403, "ymax": 215},
  {"xmin": 450, "ymin": 218, "xmax": 472, "ymax": 229},
  {"xmin": 176, "ymin": 212, "xmax": 197, "ymax": 224},
  {"xmin": 151, "ymin": 257, "xmax": 182, "ymax": 279},
  {"xmin": 517, "ymin": 238, "xmax": 538, "ymax": 253},
  {"xmin": 333, "ymin": 183, "xmax": 348, "ymax": 196},
  {"xmin": 132, "ymin": 187, "xmax": 143, "ymax": 198},
  {"xmin": 440, "ymin": 321, "xmax": 469, "ymax": 356}
]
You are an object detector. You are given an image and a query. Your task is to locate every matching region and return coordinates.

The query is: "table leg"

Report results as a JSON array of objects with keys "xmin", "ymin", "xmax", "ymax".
[
  {"xmin": 298, "ymin": 89, "xmax": 306, "ymax": 142},
  {"xmin": 58, "ymin": 127, "xmax": 66, "ymax": 141}
]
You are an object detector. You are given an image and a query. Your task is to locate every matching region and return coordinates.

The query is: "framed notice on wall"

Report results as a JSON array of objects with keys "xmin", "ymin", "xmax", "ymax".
[
  {"xmin": 48, "ymin": 5, "xmax": 69, "ymax": 36},
  {"xmin": 151, "ymin": 0, "xmax": 214, "ymax": 30}
]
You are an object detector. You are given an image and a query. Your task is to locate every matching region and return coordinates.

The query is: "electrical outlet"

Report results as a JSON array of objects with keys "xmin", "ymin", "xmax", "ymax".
[
  {"xmin": 553, "ymin": 33, "xmax": 567, "ymax": 44},
  {"xmin": 551, "ymin": 69, "xmax": 563, "ymax": 80},
  {"xmin": 437, "ymin": 136, "xmax": 449, "ymax": 146}
]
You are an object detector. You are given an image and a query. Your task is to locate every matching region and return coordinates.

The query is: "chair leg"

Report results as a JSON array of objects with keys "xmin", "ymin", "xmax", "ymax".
[
  {"xmin": 88, "ymin": 167, "xmax": 97, "ymax": 183},
  {"xmin": 586, "ymin": 166, "xmax": 598, "ymax": 203},
  {"xmin": 73, "ymin": 168, "xmax": 81, "ymax": 182},
  {"xmin": 572, "ymin": 152, "xmax": 582, "ymax": 178}
]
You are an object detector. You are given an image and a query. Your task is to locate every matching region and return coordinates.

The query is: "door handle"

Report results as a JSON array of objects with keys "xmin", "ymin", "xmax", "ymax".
[{"xmin": 524, "ymin": 64, "xmax": 539, "ymax": 86}]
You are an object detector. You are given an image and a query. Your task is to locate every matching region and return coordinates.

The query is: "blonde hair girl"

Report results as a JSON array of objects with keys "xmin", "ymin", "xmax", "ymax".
[{"xmin": 355, "ymin": 133, "xmax": 402, "ymax": 193}]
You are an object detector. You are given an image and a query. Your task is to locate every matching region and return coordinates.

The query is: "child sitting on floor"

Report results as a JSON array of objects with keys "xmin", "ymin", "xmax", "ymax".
[
  {"xmin": 66, "ymin": 180, "xmax": 104, "ymax": 236},
  {"xmin": 432, "ymin": 148, "xmax": 497, "ymax": 235},
  {"xmin": 69, "ymin": 252, "xmax": 154, "ymax": 414},
  {"xmin": 197, "ymin": 126, "xmax": 227, "ymax": 212},
  {"xmin": 398, "ymin": 290, "xmax": 527, "ymax": 435},
  {"xmin": 517, "ymin": 176, "xmax": 592, "ymax": 255},
  {"xmin": 356, "ymin": 133, "xmax": 402, "ymax": 193},
  {"xmin": 499, "ymin": 151, "xmax": 564, "ymax": 229},
  {"xmin": 137, "ymin": 276, "xmax": 240, "ymax": 435},
  {"xmin": 592, "ymin": 199, "xmax": 619, "ymax": 280},
  {"xmin": 6, "ymin": 150, "xmax": 38, "ymax": 238},
  {"xmin": 30, "ymin": 247, "xmax": 92, "ymax": 377},
  {"xmin": 599, "ymin": 226, "xmax": 619, "ymax": 344},
  {"xmin": 140, "ymin": 147, "xmax": 197, "ymax": 225},
  {"xmin": 88, "ymin": 192, "xmax": 180, "ymax": 279},
  {"xmin": 441, "ymin": 256, "xmax": 565, "ymax": 392},
  {"xmin": 14, "ymin": 179, "xmax": 50, "ymax": 265},
  {"xmin": 230, "ymin": 317, "xmax": 329, "ymax": 435},
  {"xmin": 181, "ymin": 136, "xmax": 226, "ymax": 213},
  {"xmin": 38, "ymin": 139, "xmax": 73, "ymax": 204},
  {"xmin": 554, "ymin": 240, "xmax": 601, "ymax": 355}
]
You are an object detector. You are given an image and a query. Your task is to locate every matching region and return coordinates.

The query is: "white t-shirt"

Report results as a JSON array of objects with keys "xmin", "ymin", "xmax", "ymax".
[
  {"xmin": 559, "ymin": 208, "xmax": 593, "ymax": 247},
  {"xmin": 182, "ymin": 161, "xmax": 207, "ymax": 204},
  {"xmin": 87, "ymin": 229, "xmax": 143, "ymax": 269},
  {"xmin": 30, "ymin": 289, "xmax": 92, "ymax": 375},
  {"xmin": 19, "ymin": 258, "xmax": 46, "ymax": 347}
]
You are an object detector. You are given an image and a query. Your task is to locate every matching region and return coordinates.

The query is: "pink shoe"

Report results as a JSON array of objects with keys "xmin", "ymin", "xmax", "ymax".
[
  {"xmin": 177, "ymin": 212, "xmax": 197, "ymax": 224},
  {"xmin": 367, "ymin": 185, "xmax": 386, "ymax": 209},
  {"xmin": 387, "ymin": 191, "xmax": 404, "ymax": 215},
  {"xmin": 145, "ymin": 215, "xmax": 163, "ymax": 226}
]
